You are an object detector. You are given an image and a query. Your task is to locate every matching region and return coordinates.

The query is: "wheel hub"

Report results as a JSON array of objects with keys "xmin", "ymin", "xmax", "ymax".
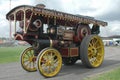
[
  {"xmin": 92, "ymin": 48, "xmax": 97, "ymax": 56},
  {"xmin": 46, "ymin": 60, "xmax": 52, "ymax": 66},
  {"xmin": 29, "ymin": 57, "xmax": 36, "ymax": 62}
]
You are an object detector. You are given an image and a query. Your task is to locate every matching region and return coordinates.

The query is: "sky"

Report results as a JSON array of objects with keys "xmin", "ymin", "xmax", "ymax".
[{"xmin": 0, "ymin": 0, "xmax": 120, "ymax": 38}]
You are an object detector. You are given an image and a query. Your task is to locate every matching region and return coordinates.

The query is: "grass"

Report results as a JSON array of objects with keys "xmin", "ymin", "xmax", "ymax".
[
  {"xmin": 0, "ymin": 46, "xmax": 27, "ymax": 64},
  {"xmin": 85, "ymin": 67, "xmax": 120, "ymax": 80}
]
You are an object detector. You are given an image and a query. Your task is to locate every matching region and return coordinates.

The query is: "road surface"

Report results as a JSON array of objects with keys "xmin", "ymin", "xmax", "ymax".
[{"xmin": 0, "ymin": 47, "xmax": 120, "ymax": 80}]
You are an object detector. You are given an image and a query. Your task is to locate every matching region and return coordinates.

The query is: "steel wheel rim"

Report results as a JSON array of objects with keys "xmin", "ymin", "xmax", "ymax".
[
  {"xmin": 38, "ymin": 48, "xmax": 62, "ymax": 77},
  {"xmin": 21, "ymin": 47, "xmax": 37, "ymax": 71},
  {"xmin": 88, "ymin": 36, "xmax": 104, "ymax": 67}
]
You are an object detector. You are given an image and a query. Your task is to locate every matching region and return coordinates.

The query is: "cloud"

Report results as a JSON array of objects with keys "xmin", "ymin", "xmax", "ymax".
[
  {"xmin": 100, "ymin": 21, "xmax": 120, "ymax": 37},
  {"xmin": 97, "ymin": 8, "xmax": 120, "ymax": 21},
  {"xmin": 94, "ymin": 0, "xmax": 120, "ymax": 21}
]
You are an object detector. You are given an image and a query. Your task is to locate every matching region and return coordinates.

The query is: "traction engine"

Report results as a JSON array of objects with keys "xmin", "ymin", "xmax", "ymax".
[{"xmin": 6, "ymin": 4, "xmax": 107, "ymax": 77}]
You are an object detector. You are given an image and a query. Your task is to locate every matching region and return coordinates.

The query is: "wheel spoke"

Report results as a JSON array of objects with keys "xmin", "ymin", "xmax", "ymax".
[
  {"xmin": 95, "ymin": 59, "xmax": 100, "ymax": 65},
  {"xmin": 91, "ymin": 39, "xmax": 96, "ymax": 46},
  {"xmin": 48, "ymin": 54, "xmax": 51, "ymax": 60},
  {"xmin": 48, "ymin": 66, "xmax": 52, "ymax": 73},
  {"xmin": 23, "ymin": 55, "xmax": 29, "ymax": 59},
  {"xmin": 26, "ymin": 52, "xmax": 31, "ymax": 58},
  {"xmin": 89, "ymin": 58, "xmax": 94, "ymax": 63},
  {"xmin": 91, "ymin": 39, "xmax": 94, "ymax": 45},
  {"xmin": 88, "ymin": 47, "xmax": 93, "ymax": 52},
  {"xmin": 96, "ymin": 46, "xmax": 103, "ymax": 49},
  {"xmin": 54, "ymin": 59, "xmax": 58, "ymax": 64},
  {"xmin": 94, "ymin": 39, "xmax": 99, "ymax": 45},
  {"xmin": 41, "ymin": 63, "xmax": 46, "ymax": 68},
  {"xmin": 50, "ymin": 51, "xmax": 53, "ymax": 58},
  {"xmin": 41, "ymin": 59, "xmax": 46, "ymax": 64},
  {"xmin": 44, "ymin": 53, "xmax": 49, "ymax": 60},
  {"xmin": 96, "ymin": 53, "xmax": 102, "ymax": 60},
  {"xmin": 29, "ymin": 50, "xmax": 34, "ymax": 56},
  {"xmin": 23, "ymin": 59, "xmax": 29, "ymax": 63},
  {"xmin": 89, "ymin": 43, "xmax": 93, "ymax": 48},
  {"xmin": 25, "ymin": 61, "xmax": 30, "ymax": 67},
  {"xmin": 88, "ymin": 54, "xmax": 93, "ymax": 60}
]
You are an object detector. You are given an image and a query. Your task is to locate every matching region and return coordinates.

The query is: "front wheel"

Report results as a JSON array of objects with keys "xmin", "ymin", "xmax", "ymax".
[
  {"xmin": 37, "ymin": 48, "xmax": 62, "ymax": 77},
  {"xmin": 80, "ymin": 35, "xmax": 104, "ymax": 68},
  {"xmin": 21, "ymin": 47, "xmax": 37, "ymax": 72}
]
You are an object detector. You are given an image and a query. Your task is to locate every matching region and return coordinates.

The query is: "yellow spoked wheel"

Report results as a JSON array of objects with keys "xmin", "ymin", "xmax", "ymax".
[
  {"xmin": 37, "ymin": 48, "xmax": 62, "ymax": 77},
  {"xmin": 21, "ymin": 47, "xmax": 37, "ymax": 72},
  {"xmin": 80, "ymin": 35, "xmax": 104, "ymax": 68}
]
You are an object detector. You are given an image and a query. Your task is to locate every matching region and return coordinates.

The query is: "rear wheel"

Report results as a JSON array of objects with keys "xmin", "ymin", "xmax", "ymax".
[
  {"xmin": 37, "ymin": 48, "xmax": 62, "ymax": 77},
  {"xmin": 80, "ymin": 35, "xmax": 104, "ymax": 68},
  {"xmin": 21, "ymin": 47, "xmax": 37, "ymax": 72}
]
